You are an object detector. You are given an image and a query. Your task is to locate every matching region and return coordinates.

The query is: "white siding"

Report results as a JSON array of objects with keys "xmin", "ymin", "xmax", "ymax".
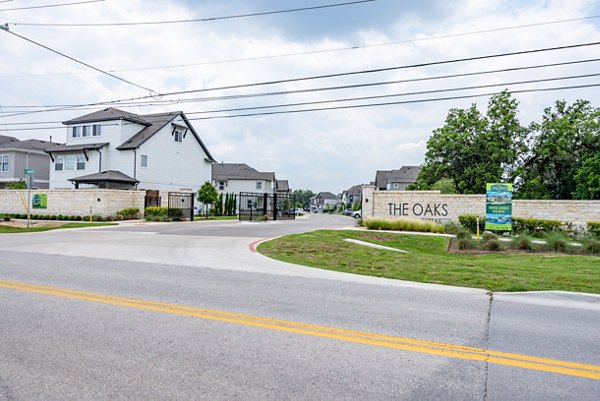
[
  {"xmin": 216, "ymin": 179, "xmax": 274, "ymax": 196},
  {"xmin": 134, "ymin": 116, "xmax": 212, "ymax": 192}
]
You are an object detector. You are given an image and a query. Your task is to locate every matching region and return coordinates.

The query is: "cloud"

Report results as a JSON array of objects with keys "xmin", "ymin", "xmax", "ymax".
[{"xmin": 1, "ymin": 0, "xmax": 600, "ymax": 193}]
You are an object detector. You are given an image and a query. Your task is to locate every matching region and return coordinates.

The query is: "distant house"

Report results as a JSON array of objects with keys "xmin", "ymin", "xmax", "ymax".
[
  {"xmin": 212, "ymin": 163, "xmax": 276, "ymax": 195},
  {"xmin": 276, "ymin": 179, "xmax": 290, "ymax": 196},
  {"xmin": 46, "ymin": 107, "xmax": 215, "ymax": 191},
  {"xmin": 0, "ymin": 135, "xmax": 60, "ymax": 189},
  {"xmin": 374, "ymin": 166, "xmax": 421, "ymax": 191},
  {"xmin": 310, "ymin": 191, "xmax": 338, "ymax": 212},
  {"xmin": 341, "ymin": 184, "xmax": 362, "ymax": 207}
]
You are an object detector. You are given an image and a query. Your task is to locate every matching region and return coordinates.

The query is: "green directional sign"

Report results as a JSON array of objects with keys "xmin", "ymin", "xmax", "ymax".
[
  {"xmin": 485, "ymin": 183, "xmax": 513, "ymax": 231},
  {"xmin": 24, "ymin": 168, "xmax": 35, "ymax": 175}
]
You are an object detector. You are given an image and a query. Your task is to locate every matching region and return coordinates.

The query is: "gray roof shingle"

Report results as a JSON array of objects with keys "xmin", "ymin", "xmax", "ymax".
[
  {"xmin": 69, "ymin": 170, "xmax": 138, "ymax": 184},
  {"xmin": 212, "ymin": 163, "xmax": 275, "ymax": 181}
]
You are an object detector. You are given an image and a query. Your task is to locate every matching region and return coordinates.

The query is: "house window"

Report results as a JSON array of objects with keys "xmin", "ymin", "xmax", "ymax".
[
  {"xmin": 55, "ymin": 156, "xmax": 64, "ymax": 171},
  {"xmin": 218, "ymin": 181, "xmax": 225, "ymax": 190},
  {"xmin": 393, "ymin": 183, "xmax": 400, "ymax": 189},
  {"xmin": 0, "ymin": 155, "xmax": 8, "ymax": 172},
  {"xmin": 60, "ymin": 155, "xmax": 85, "ymax": 171},
  {"xmin": 92, "ymin": 124, "xmax": 101, "ymax": 136},
  {"xmin": 174, "ymin": 130, "xmax": 183, "ymax": 143},
  {"xmin": 76, "ymin": 155, "xmax": 86, "ymax": 170},
  {"xmin": 72, "ymin": 125, "xmax": 101, "ymax": 138},
  {"xmin": 141, "ymin": 155, "xmax": 148, "ymax": 168},
  {"xmin": 256, "ymin": 181, "xmax": 262, "ymax": 190}
]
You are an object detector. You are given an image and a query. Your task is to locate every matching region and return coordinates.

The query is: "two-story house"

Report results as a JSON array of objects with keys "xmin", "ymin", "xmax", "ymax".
[
  {"xmin": 46, "ymin": 108, "xmax": 215, "ymax": 192},
  {"xmin": 212, "ymin": 163, "xmax": 276, "ymax": 196},
  {"xmin": 310, "ymin": 192, "xmax": 338, "ymax": 212},
  {"xmin": 374, "ymin": 166, "xmax": 421, "ymax": 191},
  {"xmin": 0, "ymin": 135, "xmax": 60, "ymax": 189}
]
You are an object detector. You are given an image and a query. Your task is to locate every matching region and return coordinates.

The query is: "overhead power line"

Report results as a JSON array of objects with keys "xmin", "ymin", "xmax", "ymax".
[
  {"xmin": 4, "ymin": 14, "xmax": 599, "ymax": 79},
  {"xmin": 0, "ymin": 27, "xmax": 158, "ymax": 95},
  {"xmin": 0, "ymin": 0, "xmax": 104, "ymax": 12},
  {"xmin": 3, "ymin": 40, "xmax": 600, "ymax": 118},
  {"xmin": 5, "ymin": 0, "xmax": 375, "ymax": 26},
  {"xmin": 5, "ymin": 56, "xmax": 600, "ymax": 115},
  {"xmin": 187, "ymin": 83, "xmax": 600, "ymax": 121},
  {"xmin": 6, "ymin": 82, "xmax": 600, "ymax": 131}
]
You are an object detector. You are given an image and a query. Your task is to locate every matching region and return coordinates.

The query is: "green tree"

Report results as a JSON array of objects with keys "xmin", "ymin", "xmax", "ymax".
[
  {"xmin": 197, "ymin": 181, "xmax": 218, "ymax": 218},
  {"xmin": 7, "ymin": 179, "xmax": 27, "ymax": 189},
  {"xmin": 415, "ymin": 91, "xmax": 528, "ymax": 194},
  {"xmin": 573, "ymin": 153, "xmax": 600, "ymax": 199},
  {"xmin": 430, "ymin": 178, "xmax": 457, "ymax": 194},
  {"xmin": 292, "ymin": 189, "xmax": 315, "ymax": 209},
  {"xmin": 517, "ymin": 99, "xmax": 600, "ymax": 199}
]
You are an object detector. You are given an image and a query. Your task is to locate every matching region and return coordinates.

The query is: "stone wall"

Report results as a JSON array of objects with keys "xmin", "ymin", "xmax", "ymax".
[
  {"xmin": 0, "ymin": 189, "xmax": 146, "ymax": 217},
  {"xmin": 361, "ymin": 186, "xmax": 600, "ymax": 225}
]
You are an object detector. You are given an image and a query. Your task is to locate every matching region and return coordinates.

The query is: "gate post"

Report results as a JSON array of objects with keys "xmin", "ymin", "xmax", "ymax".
[
  {"xmin": 273, "ymin": 192, "xmax": 278, "ymax": 221},
  {"xmin": 263, "ymin": 193, "xmax": 268, "ymax": 217}
]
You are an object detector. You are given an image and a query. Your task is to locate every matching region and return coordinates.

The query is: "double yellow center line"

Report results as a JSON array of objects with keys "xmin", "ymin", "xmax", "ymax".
[{"xmin": 1, "ymin": 279, "xmax": 599, "ymax": 380}]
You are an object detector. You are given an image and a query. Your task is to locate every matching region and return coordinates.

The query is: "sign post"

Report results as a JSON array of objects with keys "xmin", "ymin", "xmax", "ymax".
[
  {"xmin": 24, "ymin": 169, "xmax": 35, "ymax": 228},
  {"xmin": 485, "ymin": 183, "xmax": 513, "ymax": 232}
]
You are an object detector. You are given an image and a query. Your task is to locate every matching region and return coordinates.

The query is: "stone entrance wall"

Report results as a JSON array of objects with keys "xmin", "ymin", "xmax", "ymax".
[
  {"xmin": 0, "ymin": 189, "xmax": 145, "ymax": 217},
  {"xmin": 361, "ymin": 186, "xmax": 600, "ymax": 225}
]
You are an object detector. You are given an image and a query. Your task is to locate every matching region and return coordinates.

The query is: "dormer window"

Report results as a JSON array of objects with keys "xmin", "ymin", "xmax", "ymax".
[
  {"xmin": 174, "ymin": 129, "xmax": 183, "ymax": 143},
  {"xmin": 72, "ymin": 124, "xmax": 101, "ymax": 138}
]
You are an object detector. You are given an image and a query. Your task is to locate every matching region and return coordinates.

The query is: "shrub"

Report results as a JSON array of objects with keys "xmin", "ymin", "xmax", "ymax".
[
  {"xmin": 482, "ymin": 232, "xmax": 498, "ymax": 242},
  {"xmin": 482, "ymin": 239, "xmax": 502, "ymax": 251},
  {"xmin": 512, "ymin": 217, "xmax": 563, "ymax": 236},
  {"xmin": 443, "ymin": 220, "xmax": 462, "ymax": 235},
  {"xmin": 364, "ymin": 217, "xmax": 445, "ymax": 233},
  {"xmin": 167, "ymin": 208, "xmax": 183, "ymax": 220},
  {"xmin": 588, "ymin": 222, "xmax": 600, "ymax": 238},
  {"xmin": 582, "ymin": 235, "xmax": 600, "ymax": 254},
  {"xmin": 456, "ymin": 228, "xmax": 473, "ymax": 241},
  {"xmin": 117, "ymin": 207, "xmax": 140, "ymax": 220},
  {"xmin": 544, "ymin": 231, "xmax": 571, "ymax": 253},
  {"xmin": 2, "ymin": 215, "xmax": 10, "ymax": 222},
  {"xmin": 92, "ymin": 215, "xmax": 105, "ymax": 222},
  {"xmin": 75, "ymin": 215, "xmax": 82, "ymax": 221},
  {"xmin": 261, "ymin": 214, "xmax": 270, "ymax": 221},
  {"xmin": 458, "ymin": 214, "xmax": 485, "ymax": 233},
  {"xmin": 511, "ymin": 234, "xmax": 535, "ymax": 251},
  {"xmin": 145, "ymin": 206, "xmax": 168, "ymax": 219},
  {"xmin": 459, "ymin": 238, "xmax": 478, "ymax": 250}
]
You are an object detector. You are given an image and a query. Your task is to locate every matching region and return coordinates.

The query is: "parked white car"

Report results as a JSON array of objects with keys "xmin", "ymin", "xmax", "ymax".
[{"xmin": 351, "ymin": 210, "xmax": 361, "ymax": 218}]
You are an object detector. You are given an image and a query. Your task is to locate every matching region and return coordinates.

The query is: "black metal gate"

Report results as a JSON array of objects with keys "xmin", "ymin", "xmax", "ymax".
[
  {"xmin": 239, "ymin": 192, "xmax": 295, "ymax": 221},
  {"xmin": 144, "ymin": 190, "xmax": 161, "ymax": 208},
  {"xmin": 168, "ymin": 192, "xmax": 194, "ymax": 221}
]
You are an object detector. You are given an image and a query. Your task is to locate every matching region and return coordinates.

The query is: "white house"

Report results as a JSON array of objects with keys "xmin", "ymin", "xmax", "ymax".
[
  {"xmin": 46, "ymin": 108, "xmax": 215, "ymax": 192},
  {"xmin": 310, "ymin": 192, "xmax": 339, "ymax": 212},
  {"xmin": 212, "ymin": 163, "xmax": 276, "ymax": 195}
]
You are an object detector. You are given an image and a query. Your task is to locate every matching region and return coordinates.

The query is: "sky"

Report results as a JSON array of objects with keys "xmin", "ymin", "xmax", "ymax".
[{"xmin": 1, "ymin": 0, "xmax": 600, "ymax": 193}]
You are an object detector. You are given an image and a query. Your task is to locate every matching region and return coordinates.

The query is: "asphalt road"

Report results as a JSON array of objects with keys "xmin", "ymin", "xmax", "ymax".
[{"xmin": 0, "ymin": 214, "xmax": 599, "ymax": 400}]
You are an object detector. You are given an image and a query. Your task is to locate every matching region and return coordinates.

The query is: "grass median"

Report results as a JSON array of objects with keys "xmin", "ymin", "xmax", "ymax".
[
  {"xmin": 0, "ymin": 222, "xmax": 116, "ymax": 234},
  {"xmin": 257, "ymin": 230, "xmax": 600, "ymax": 294}
]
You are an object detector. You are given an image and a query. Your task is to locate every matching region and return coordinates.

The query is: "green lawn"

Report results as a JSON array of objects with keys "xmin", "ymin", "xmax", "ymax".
[
  {"xmin": 0, "ymin": 222, "xmax": 116, "ymax": 234},
  {"xmin": 257, "ymin": 230, "xmax": 600, "ymax": 294}
]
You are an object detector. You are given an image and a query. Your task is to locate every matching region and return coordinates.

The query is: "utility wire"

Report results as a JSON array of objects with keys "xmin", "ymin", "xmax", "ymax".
[
  {"xmin": 5, "ymin": 57, "xmax": 600, "ymax": 116},
  {"xmin": 0, "ymin": 27, "xmax": 159, "ymax": 95},
  {"xmin": 187, "ymin": 82, "xmax": 600, "ymax": 121},
  {"xmin": 3, "ymin": 40, "xmax": 600, "ymax": 117},
  {"xmin": 0, "ymin": 0, "xmax": 104, "ymax": 12},
  {"xmin": 3, "ymin": 13, "xmax": 599, "ymax": 77},
  {"xmin": 6, "ymin": 0, "xmax": 375, "ymax": 26},
  {"xmin": 181, "ymin": 72, "xmax": 600, "ymax": 116},
  {"xmin": 6, "ymin": 82, "xmax": 600, "ymax": 131}
]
